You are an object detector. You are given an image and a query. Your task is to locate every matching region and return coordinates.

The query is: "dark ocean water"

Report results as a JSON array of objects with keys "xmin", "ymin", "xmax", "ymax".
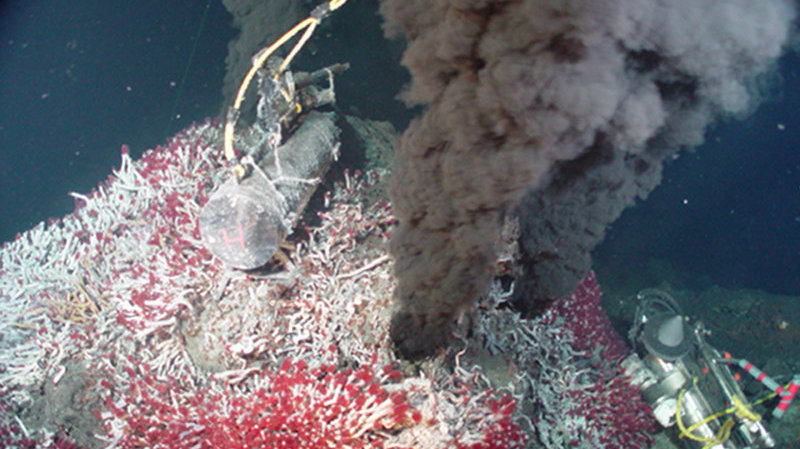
[
  {"xmin": 1, "ymin": 0, "xmax": 798, "ymax": 295},
  {"xmin": 595, "ymin": 51, "xmax": 800, "ymax": 295},
  {"xmin": 0, "ymin": 0, "xmax": 235, "ymax": 241}
]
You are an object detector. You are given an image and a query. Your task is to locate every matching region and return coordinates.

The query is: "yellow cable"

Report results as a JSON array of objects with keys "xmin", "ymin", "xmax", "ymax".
[
  {"xmin": 676, "ymin": 381, "xmax": 766, "ymax": 448},
  {"xmin": 731, "ymin": 394, "xmax": 761, "ymax": 421},
  {"xmin": 277, "ymin": 20, "xmax": 318, "ymax": 76},
  {"xmin": 222, "ymin": 0, "xmax": 349, "ymax": 165},
  {"xmin": 676, "ymin": 388, "xmax": 714, "ymax": 443},
  {"xmin": 700, "ymin": 419, "xmax": 735, "ymax": 449},
  {"xmin": 224, "ymin": 17, "xmax": 316, "ymax": 162},
  {"xmin": 235, "ymin": 16, "xmax": 316, "ymax": 110},
  {"xmin": 676, "ymin": 384, "xmax": 733, "ymax": 447}
]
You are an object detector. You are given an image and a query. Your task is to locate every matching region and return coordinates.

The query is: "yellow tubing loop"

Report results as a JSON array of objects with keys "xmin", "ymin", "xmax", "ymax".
[
  {"xmin": 675, "ymin": 377, "xmax": 773, "ymax": 449},
  {"xmin": 223, "ymin": 0, "xmax": 349, "ymax": 177}
]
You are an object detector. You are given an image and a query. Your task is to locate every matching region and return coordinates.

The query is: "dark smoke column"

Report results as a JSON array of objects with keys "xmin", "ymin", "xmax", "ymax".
[{"xmin": 380, "ymin": 0, "xmax": 796, "ymax": 359}]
